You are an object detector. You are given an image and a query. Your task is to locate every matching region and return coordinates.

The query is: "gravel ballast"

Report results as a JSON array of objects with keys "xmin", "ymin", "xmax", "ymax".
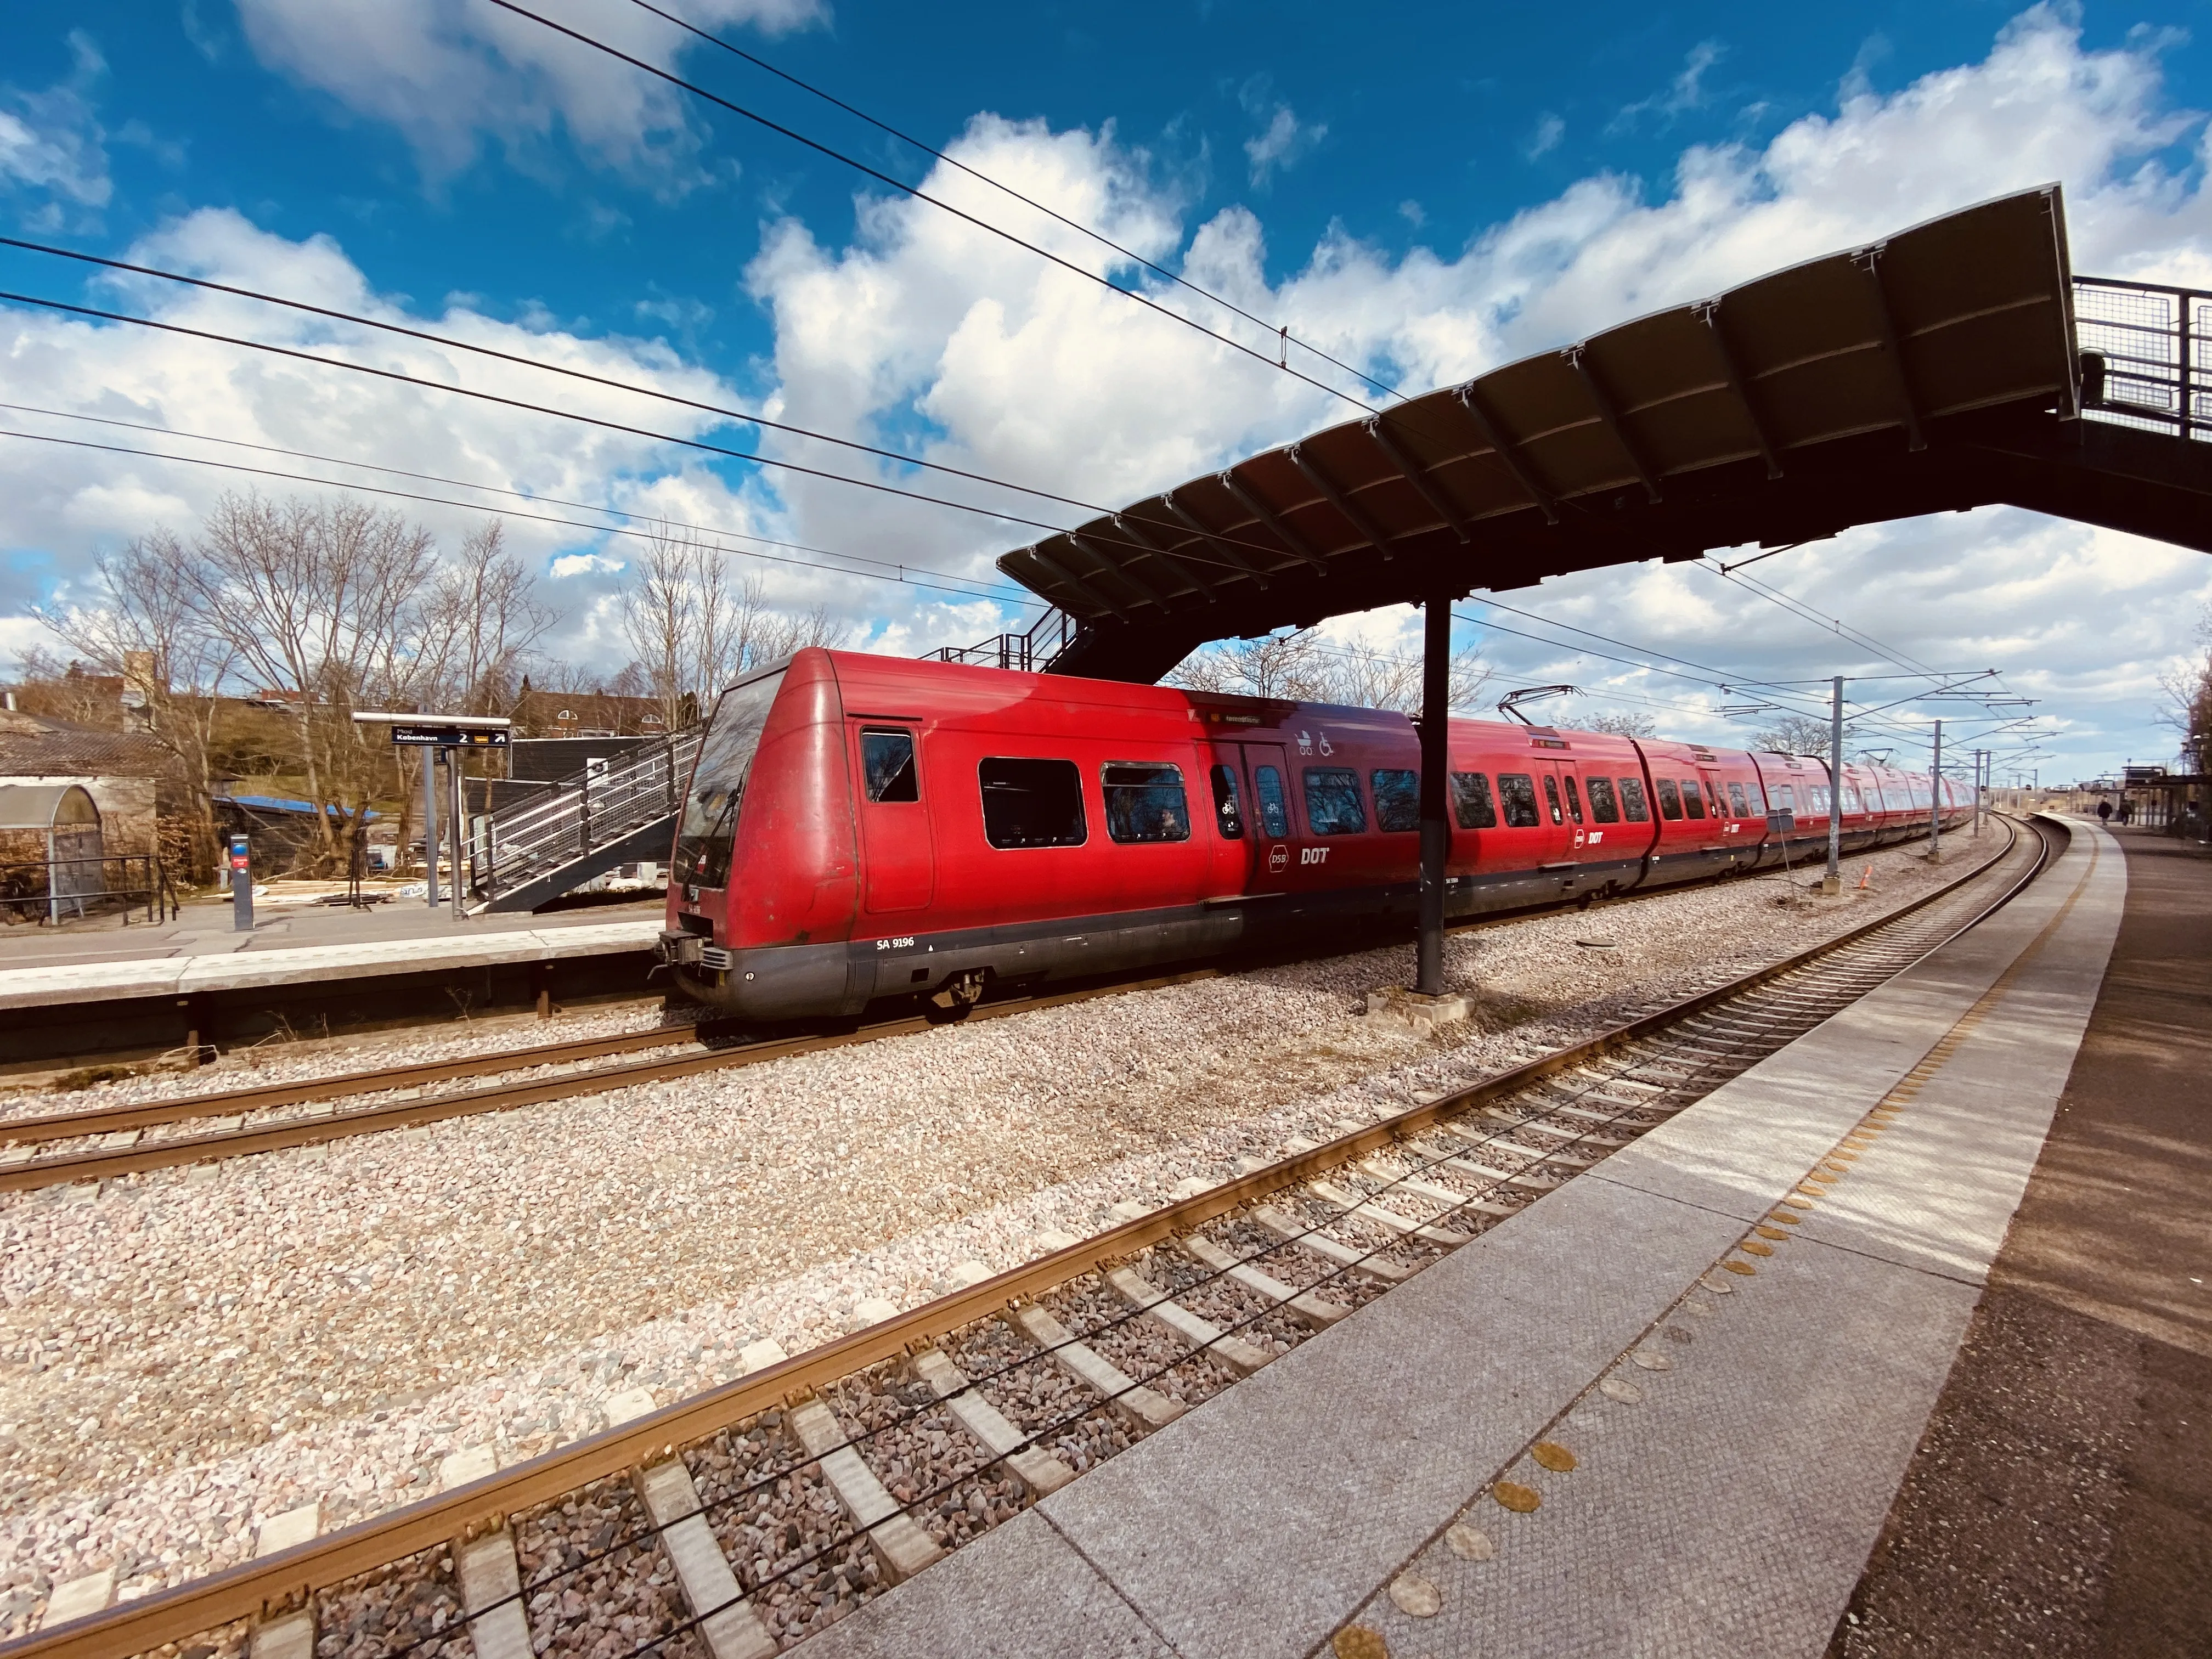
[{"xmin": 0, "ymin": 836, "xmax": 1995, "ymax": 1633}]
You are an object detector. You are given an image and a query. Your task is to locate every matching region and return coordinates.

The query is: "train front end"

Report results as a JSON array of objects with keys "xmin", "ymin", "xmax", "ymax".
[{"xmin": 654, "ymin": 650, "xmax": 861, "ymax": 1019}]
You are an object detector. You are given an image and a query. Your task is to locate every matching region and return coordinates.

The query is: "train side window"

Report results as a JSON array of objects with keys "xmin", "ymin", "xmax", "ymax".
[
  {"xmin": 1303, "ymin": 767, "xmax": 1368, "ymax": 836},
  {"xmin": 1680, "ymin": 780, "xmax": 1706, "ymax": 821},
  {"xmin": 1774, "ymin": 784, "xmax": 1797, "ymax": 811},
  {"xmin": 1542, "ymin": 775, "xmax": 1564, "ymax": 825},
  {"xmin": 1210, "ymin": 765, "xmax": 1245, "ymax": 839},
  {"xmin": 1618, "ymin": 778, "xmax": 1650, "ymax": 822},
  {"xmin": 1562, "ymin": 775, "xmax": 1585, "ymax": 824},
  {"xmin": 1102, "ymin": 763, "xmax": 1190, "ymax": 844},
  {"xmin": 1727, "ymin": 781, "xmax": 1750, "ymax": 819},
  {"xmin": 1655, "ymin": 778, "xmax": 1684, "ymax": 820},
  {"xmin": 1452, "ymin": 771, "xmax": 1497, "ymax": 828},
  {"xmin": 1370, "ymin": 769, "xmax": 1419, "ymax": 832},
  {"xmin": 1497, "ymin": 773, "xmax": 1541, "ymax": 828},
  {"xmin": 978, "ymin": 758, "xmax": 1087, "ymax": 849},
  {"xmin": 860, "ymin": 729, "xmax": 918, "ymax": 803},
  {"xmin": 1806, "ymin": 783, "xmax": 1830, "ymax": 815},
  {"xmin": 1586, "ymin": 776, "xmax": 1621, "ymax": 823},
  {"xmin": 1253, "ymin": 765, "xmax": 1291, "ymax": 838},
  {"xmin": 1741, "ymin": 778, "xmax": 1766, "ymax": 816}
]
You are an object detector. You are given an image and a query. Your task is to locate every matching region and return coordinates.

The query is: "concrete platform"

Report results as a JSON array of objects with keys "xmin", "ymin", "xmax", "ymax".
[
  {"xmin": 799, "ymin": 817, "xmax": 2127, "ymax": 1658},
  {"xmin": 1835, "ymin": 822, "xmax": 2212, "ymax": 1657},
  {"xmin": 0, "ymin": 898, "xmax": 668, "ymax": 1066}
]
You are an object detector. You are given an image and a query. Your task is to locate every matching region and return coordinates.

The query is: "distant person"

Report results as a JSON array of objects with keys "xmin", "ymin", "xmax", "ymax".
[
  {"xmin": 2097, "ymin": 799, "xmax": 2113, "ymax": 822},
  {"xmin": 2119, "ymin": 799, "xmax": 2134, "ymax": 825}
]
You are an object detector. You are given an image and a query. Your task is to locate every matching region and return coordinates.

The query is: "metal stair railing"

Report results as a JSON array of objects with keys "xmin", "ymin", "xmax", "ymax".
[
  {"xmin": 466, "ymin": 727, "xmax": 701, "ymax": 908},
  {"xmin": 2075, "ymin": 275, "xmax": 2212, "ymax": 442},
  {"xmin": 923, "ymin": 607, "xmax": 1079, "ymax": 673}
]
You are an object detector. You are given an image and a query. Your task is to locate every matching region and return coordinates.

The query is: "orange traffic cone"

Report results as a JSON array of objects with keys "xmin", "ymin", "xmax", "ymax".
[{"xmin": 1857, "ymin": 865, "xmax": 1872, "ymax": 890}]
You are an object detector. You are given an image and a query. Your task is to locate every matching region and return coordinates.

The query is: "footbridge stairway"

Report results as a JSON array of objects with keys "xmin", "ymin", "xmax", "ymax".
[{"xmin": 464, "ymin": 729, "xmax": 699, "ymax": 915}]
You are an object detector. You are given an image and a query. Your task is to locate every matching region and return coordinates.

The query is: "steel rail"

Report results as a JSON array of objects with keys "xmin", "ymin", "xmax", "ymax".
[
  {"xmin": 5, "ymin": 815, "xmax": 2051, "ymax": 1659},
  {"xmin": 0, "ymin": 968, "xmax": 1223, "ymax": 1192},
  {"xmin": 4, "ymin": 831, "xmax": 1958, "ymax": 1168},
  {"xmin": 5, "ymin": 1023, "xmax": 714, "ymax": 1139}
]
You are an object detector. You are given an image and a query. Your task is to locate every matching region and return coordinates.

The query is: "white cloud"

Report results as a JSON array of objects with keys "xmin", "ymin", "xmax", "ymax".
[
  {"xmin": 232, "ymin": 0, "xmax": 826, "ymax": 184},
  {"xmin": 9, "ymin": 5, "xmax": 2211, "ymax": 776},
  {"xmin": 1243, "ymin": 103, "xmax": 1325, "ymax": 186},
  {"xmin": 1523, "ymin": 112, "xmax": 1565, "ymax": 160},
  {"xmin": 1609, "ymin": 38, "xmax": 1726, "ymax": 134},
  {"xmin": 550, "ymin": 551, "xmax": 625, "ymax": 578},
  {"xmin": 0, "ymin": 207, "xmax": 851, "ymax": 669},
  {"xmin": 725, "ymin": 7, "xmax": 2212, "ymax": 773},
  {"xmin": 0, "ymin": 32, "xmax": 113, "ymax": 221}
]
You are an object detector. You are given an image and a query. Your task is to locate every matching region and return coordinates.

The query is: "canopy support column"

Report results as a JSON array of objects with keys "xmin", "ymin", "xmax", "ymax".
[{"xmin": 1417, "ymin": 589, "xmax": 1452, "ymax": 997}]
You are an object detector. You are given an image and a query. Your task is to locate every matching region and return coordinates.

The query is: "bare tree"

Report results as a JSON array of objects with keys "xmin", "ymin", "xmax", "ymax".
[
  {"xmin": 2158, "ymin": 603, "xmax": 2212, "ymax": 770},
  {"xmin": 32, "ymin": 532, "xmax": 240, "ymax": 863},
  {"xmin": 1584, "ymin": 709, "xmax": 1658, "ymax": 738},
  {"xmin": 1169, "ymin": 628, "xmax": 1489, "ymax": 713},
  {"xmin": 419, "ymin": 521, "xmax": 557, "ymax": 714},
  {"xmin": 618, "ymin": 524, "xmax": 850, "ymax": 726},
  {"xmin": 175, "ymin": 492, "xmax": 444, "ymax": 857},
  {"xmin": 1750, "ymin": 712, "xmax": 1863, "ymax": 759}
]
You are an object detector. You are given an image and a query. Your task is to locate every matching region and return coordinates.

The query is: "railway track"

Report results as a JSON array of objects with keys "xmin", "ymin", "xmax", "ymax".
[
  {"xmin": 0, "ymin": 838, "xmax": 1979, "ymax": 1193},
  {"xmin": 5, "ymin": 815, "xmax": 2055, "ymax": 1659}
]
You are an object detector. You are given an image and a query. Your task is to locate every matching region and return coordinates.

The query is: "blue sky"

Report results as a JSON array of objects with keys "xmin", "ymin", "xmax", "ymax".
[{"xmin": 5, "ymin": 0, "xmax": 2212, "ymax": 780}]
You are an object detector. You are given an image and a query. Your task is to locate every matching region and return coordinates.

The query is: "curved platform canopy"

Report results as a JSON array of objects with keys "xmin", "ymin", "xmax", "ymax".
[{"xmin": 997, "ymin": 186, "xmax": 2212, "ymax": 683}]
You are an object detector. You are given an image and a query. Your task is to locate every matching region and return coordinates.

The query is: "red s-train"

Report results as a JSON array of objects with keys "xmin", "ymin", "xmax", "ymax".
[{"xmin": 655, "ymin": 650, "xmax": 1970, "ymax": 1019}]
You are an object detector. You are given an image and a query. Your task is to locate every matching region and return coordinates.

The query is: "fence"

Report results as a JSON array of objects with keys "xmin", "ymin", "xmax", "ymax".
[
  {"xmin": 2074, "ymin": 275, "xmax": 2212, "ymax": 441},
  {"xmin": 924, "ymin": 608, "xmax": 1079, "ymax": 673},
  {"xmin": 0, "ymin": 853, "xmax": 179, "ymax": 926}
]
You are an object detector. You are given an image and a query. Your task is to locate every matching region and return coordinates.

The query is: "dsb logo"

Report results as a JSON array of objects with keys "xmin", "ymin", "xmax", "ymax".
[{"xmin": 1267, "ymin": 844, "xmax": 1290, "ymax": 873}]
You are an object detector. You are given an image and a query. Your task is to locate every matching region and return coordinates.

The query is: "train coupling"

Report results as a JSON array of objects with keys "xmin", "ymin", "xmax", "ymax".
[{"xmin": 657, "ymin": 931, "xmax": 736, "ymax": 973}]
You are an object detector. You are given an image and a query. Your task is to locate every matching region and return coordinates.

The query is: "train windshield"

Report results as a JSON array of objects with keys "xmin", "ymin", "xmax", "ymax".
[{"xmin": 674, "ymin": 670, "xmax": 787, "ymax": 889}]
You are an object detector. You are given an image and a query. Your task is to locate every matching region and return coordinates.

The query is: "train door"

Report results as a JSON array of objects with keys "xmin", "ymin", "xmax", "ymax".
[
  {"xmin": 1691, "ymin": 769, "xmax": 1735, "ymax": 873},
  {"xmin": 853, "ymin": 724, "xmax": 933, "ymax": 912},
  {"xmin": 1488, "ymin": 757, "xmax": 1573, "ymax": 904},
  {"xmin": 1199, "ymin": 740, "xmax": 1260, "ymax": 894},
  {"xmin": 1235, "ymin": 741, "xmax": 1302, "ymax": 894},
  {"xmin": 1545, "ymin": 759, "xmax": 1592, "ymax": 896}
]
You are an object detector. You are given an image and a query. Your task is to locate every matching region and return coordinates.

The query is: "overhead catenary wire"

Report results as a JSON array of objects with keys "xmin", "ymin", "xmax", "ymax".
[
  {"xmin": 622, "ymin": 0, "xmax": 1406, "ymax": 403},
  {"xmin": 0, "ymin": 232, "xmax": 1124, "ymax": 521},
  {"xmin": 481, "ymin": 0, "xmax": 1387, "ymax": 413},
  {"xmin": 0, "ymin": 426, "xmax": 1045, "ymax": 611},
  {"xmin": 0, "ymin": 278, "xmax": 1990, "ymax": 754},
  {"xmin": 0, "ymin": 274, "xmax": 2034, "ymax": 733},
  {"xmin": 1452, "ymin": 603, "xmax": 1941, "ymax": 749},
  {"xmin": 0, "ymin": 285, "xmax": 1111, "ymax": 543},
  {"xmin": 0, "ymin": 243, "xmax": 1365, "ymax": 579},
  {"xmin": 0, "ymin": 399, "xmax": 1039, "ymax": 606},
  {"xmin": 1699, "ymin": 557, "xmax": 1953, "ymax": 684}
]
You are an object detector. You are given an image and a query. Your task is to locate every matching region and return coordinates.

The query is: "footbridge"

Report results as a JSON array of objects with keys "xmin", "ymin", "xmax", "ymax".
[
  {"xmin": 983, "ymin": 183, "xmax": 2212, "ymax": 991},
  {"xmin": 994, "ymin": 186, "xmax": 2212, "ymax": 684}
]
